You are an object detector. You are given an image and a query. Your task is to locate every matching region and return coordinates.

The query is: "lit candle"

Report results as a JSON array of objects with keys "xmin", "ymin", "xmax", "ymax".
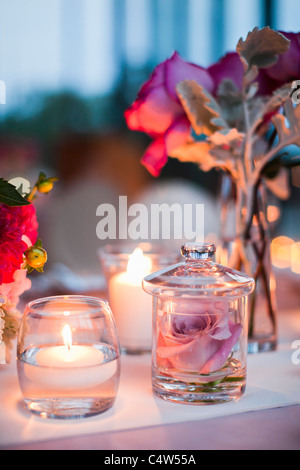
[
  {"xmin": 36, "ymin": 325, "xmax": 103, "ymax": 368},
  {"xmin": 108, "ymin": 248, "xmax": 153, "ymax": 351},
  {"xmin": 25, "ymin": 324, "xmax": 117, "ymax": 389}
]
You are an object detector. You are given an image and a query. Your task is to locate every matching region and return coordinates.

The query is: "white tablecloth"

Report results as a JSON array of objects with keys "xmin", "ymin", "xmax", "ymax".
[{"xmin": 1, "ymin": 310, "xmax": 300, "ymax": 450}]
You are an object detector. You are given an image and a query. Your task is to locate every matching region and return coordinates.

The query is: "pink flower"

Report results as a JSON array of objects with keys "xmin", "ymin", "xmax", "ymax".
[
  {"xmin": 0, "ymin": 203, "xmax": 38, "ymax": 284},
  {"xmin": 156, "ymin": 301, "xmax": 241, "ymax": 376},
  {"xmin": 207, "ymin": 32, "xmax": 300, "ymax": 97},
  {"xmin": 125, "ymin": 52, "xmax": 214, "ymax": 176},
  {"xmin": 0, "ymin": 269, "xmax": 31, "ymax": 307},
  {"xmin": 126, "ymin": 31, "xmax": 298, "ymax": 177},
  {"xmin": 208, "ymin": 52, "xmax": 244, "ymax": 95},
  {"xmin": 259, "ymin": 31, "xmax": 300, "ymax": 90}
]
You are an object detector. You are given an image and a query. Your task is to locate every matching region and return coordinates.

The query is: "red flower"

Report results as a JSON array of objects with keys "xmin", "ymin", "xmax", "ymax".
[
  {"xmin": 16, "ymin": 204, "xmax": 38, "ymax": 247},
  {"xmin": 0, "ymin": 203, "xmax": 38, "ymax": 284},
  {"xmin": 125, "ymin": 52, "xmax": 214, "ymax": 176}
]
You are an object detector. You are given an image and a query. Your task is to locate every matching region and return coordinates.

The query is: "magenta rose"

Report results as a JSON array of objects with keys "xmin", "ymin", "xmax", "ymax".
[
  {"xmin": 259, "ymin": 31, "xmax": 300, "ymax": 89},
  {"xmin": 156, "ymin": 301, "xmax": 241, "ymax": 377},
  {"xmin": 207, "ymin": 52, "xmax": 244, "ymax": 95},
  {"xmin": 207, "ymin": 32, "xmax": 300, "ymax": 96},
  {"xmin": 124, "ymin": 52, "xmax": 214, "ymax": 176}
]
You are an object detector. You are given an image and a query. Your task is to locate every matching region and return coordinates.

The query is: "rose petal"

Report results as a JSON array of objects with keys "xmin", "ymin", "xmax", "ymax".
[
  {"xmin": 256, "ymin": 69, "xmax": 282, "ymax": 96},
  {"xmin": 201, "ymin": 321, "xmax": 242, "ymax": 374},
  {"xmin": 141, "ymin": 138, "xmax": 168, "ymax": 177},
  {"xmin": 125, "ymin": 85, "xmax": 182, "ymax": 136},
  {"xmin": 208, "ymin": 52, "xmax": 244, "ymax": 95},
  {"xmin": 209, "ymin": 316, "xmax": 232, "ymax": 340},
  {"xmin": 264, "ymin": 31, "xmax": 300, "ymax": 83},
  {"xmin": 157, "ymin": 320, "xmax": 241, "ymax": 375},
  {"xmin": 165, "ymin": 52, "xmax": 214, "ymax": 101},
  {"xmin": 137, "ymin": 61, "xmax": 166, "ymax": 98},
  {"xmin": 165, "ymin": 115, "xmax": 191, "ymax": 154},
  {"xmin": 157, "ymin": 331, "xmax": 211, "ymax": 372}
]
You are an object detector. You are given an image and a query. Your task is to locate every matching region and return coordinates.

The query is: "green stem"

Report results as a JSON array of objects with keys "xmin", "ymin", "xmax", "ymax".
[{"xmin": 26, "ymin": 185, "xmax": 37, "ymax": 202}]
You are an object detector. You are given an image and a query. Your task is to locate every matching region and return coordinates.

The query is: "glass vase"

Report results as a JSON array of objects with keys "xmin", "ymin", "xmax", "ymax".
[{"xmin": 218, "ymin": 175, "xmax": 277, "ymax": 353}]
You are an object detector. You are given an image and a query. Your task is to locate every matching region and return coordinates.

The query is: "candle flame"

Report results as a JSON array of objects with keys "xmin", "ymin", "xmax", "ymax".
[
  {"xmin": 62, "ymin": 324, "xmax": 72, "ymax": 351},
  {"xmin": 127, "ymin": 248, "xmax": 152, "ymax": 280}
]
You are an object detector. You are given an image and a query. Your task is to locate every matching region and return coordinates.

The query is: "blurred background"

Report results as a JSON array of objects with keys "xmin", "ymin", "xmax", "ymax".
[{"xmin": 0, "ymin": 0, "xmax": 299, "ymax": 296}]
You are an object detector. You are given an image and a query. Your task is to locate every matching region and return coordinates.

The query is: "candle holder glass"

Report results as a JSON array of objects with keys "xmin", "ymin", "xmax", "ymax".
[
  {"xmin": 17, "ymin": 295, "xmax": 121, "ymax": 419},
  {"xmin": 99, "ymin": 242, "xmax": 179, "ymax": 354},
  {"xmin": 143, "ymin": 243, "xmax": 255, "ymax": 404}
]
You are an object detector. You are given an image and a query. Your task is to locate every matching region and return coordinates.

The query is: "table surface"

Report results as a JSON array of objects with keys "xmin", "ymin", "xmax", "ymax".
[{"xmin": 1, "ymin": 309, "xmax": 300, "ymax": 451}]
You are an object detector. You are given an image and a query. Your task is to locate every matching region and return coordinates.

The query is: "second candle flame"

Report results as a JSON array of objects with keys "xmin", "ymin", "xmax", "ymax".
[{"xmin": 127, "ymin": 248, "xmax": 152, "ymax": 281}]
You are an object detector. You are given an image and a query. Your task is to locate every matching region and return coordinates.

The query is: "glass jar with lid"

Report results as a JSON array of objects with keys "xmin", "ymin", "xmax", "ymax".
[{"xmin": 142, "ymin": 242, "xmax": 255, "ymax": 404}]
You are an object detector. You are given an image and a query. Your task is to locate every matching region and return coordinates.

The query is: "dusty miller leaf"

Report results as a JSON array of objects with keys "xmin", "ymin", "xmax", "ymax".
[
  {"xmin": 264, "ymin": 83, "xmax": 293, "ymax": 115},
  {"xmin": 208, "ymin": 129, "xmax": 244, "ymax": 155},
  {"xmin": 169, "ymin": 140, "xmax": 224, "ymax": 172},
  {"xmin": 272, "ymin": 99, "xmax": 300, "ymax": 147},
  {"xmin": 247, "ymin": 84, "xmax": 293, "ymax": 131},
  {"xmin": 176, "ymin": 80, "xmax": 227, "ymax": 136},
  {"xmin": 244, "ymin": 65, "xmax": 259, "ymax": 85},
  {"xmin": 170, "ymin": 140, "xmax": 211, "ymax": 164},
  {"xmin": 217, "ymin": 79, "xmax": 244, "ymax": 129},
  {"xmin": 236, "ymin": 27, "xmax": 290, "ymax": 70}
]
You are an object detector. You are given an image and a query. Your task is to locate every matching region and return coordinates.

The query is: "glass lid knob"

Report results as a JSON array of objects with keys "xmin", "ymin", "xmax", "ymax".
[{"xmin": 181, "ymin": 242, "xmax": 216, "ymax": 260}]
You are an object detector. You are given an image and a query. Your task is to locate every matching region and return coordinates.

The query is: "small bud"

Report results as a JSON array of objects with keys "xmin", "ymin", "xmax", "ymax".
[
  {"xmin": 36, "ymin": 180, "xmax": 54, "ymax": 194},
  {"xmin": 36, "ymin": 176, "xmax": 58, "ymax": 195},
  {"xmin": 25, "ymin": 245, "xmax": 47, "ymax": 270}
]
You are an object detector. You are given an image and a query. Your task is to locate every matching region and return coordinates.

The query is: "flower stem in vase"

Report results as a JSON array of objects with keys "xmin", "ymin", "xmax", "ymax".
[{"xmin": 220, "ymin": 176, "xmax": 277, "ymax": 353}]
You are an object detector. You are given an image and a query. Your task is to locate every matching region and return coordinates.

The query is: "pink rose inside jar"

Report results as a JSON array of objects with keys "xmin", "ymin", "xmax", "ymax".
[{"xmin": 143, "ymin": 243, "xmax": 255, "ymax": 404}]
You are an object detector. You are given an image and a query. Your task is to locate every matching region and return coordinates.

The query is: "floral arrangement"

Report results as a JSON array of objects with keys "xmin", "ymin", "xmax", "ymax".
[
  {"xmin": 0, "ymin": 173, "xmax": 57, "ymax": 363},
  {"xmin": 125, "ymin": 27, "xmax": 300, "ymax": 344},
  {"xmin": 125, "ymin": 27, "xmax": 300, "ymax": 181}
]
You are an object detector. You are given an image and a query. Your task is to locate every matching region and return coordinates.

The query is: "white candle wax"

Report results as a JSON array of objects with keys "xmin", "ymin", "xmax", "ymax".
[
  {"xmin": 36, "ymin": 344, "xmax": 103, "ymax": 368},
  {"xmin": 24, "ymin": 345, "xmax": 118, "ymax": 390},
  {"xmin": 109, "ymin": 271, "xmax": 153, "ymax": 350}
]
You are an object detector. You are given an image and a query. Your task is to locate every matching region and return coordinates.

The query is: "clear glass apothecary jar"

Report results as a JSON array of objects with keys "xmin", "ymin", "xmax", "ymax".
[{"xmin": 143, "ymin": 243, "xmax": 255, "ymax": 404}]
